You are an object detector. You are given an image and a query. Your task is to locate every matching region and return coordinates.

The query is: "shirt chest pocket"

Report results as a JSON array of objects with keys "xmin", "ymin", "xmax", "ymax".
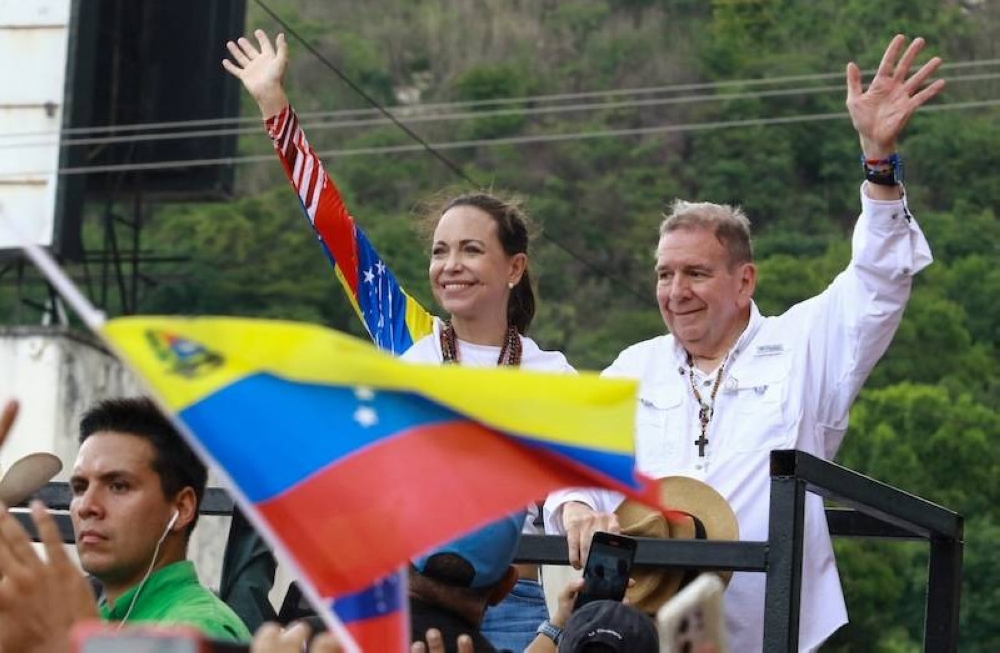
[
  {"xmin": 726, "ymin": 357, "xmax": 793, "ymax": 454},
  {"xmin": 634, "ymin": 384, "xmax": 685, "ymax": 471}
]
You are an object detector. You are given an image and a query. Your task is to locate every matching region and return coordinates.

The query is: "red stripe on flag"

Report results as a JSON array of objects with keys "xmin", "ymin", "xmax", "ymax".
[
  {"xmin": 256, "ymin": 419, "xmax": 629, "ymax": 596},
  {"xmin": 313, "ymin": 185, "xmax": 360, "ymax": 294},
  {"xmin": 344, "ymin": 612, "xmax": 409, "ymax": 653}
]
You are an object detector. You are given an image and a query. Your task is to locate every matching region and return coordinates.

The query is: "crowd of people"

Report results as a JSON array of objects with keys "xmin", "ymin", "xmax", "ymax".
[
  {"xmin": 0, "ymin": 29, "xmax": 942, "ymax": 653},
  {"xmin": 0, "ymin": 395, "xmax": 659, "ymax": 653}
]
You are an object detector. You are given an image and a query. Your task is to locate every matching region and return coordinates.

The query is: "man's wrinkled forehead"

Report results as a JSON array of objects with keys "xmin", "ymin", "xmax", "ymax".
[{"xmin": 655, "ymin": 226, "xmax": 727, "ymax": 263}]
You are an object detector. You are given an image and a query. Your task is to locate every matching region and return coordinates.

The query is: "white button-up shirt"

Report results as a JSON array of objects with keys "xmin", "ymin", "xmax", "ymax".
[{"xmin": 545, "ymin": 185, "xmax": 932, "ymax": 652}]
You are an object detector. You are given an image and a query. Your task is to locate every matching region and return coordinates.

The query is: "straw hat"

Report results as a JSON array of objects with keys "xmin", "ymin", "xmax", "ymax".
[
  {"xmin": 0, "ymin": 453, "xmax": 62, "ymax": 506},
  {"xmin": 615, "ymin": 476, "xmax": 738, "ymax": 614}
]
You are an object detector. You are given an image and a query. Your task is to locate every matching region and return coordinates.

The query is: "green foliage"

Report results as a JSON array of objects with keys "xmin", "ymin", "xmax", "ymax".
[
  {"xmin": 137, "ymin": 188, "xmax": 363, "ymax": 336},
  {"xmin": 942, "ymin": 255, "xmax": 1000, "ymax": 347},
  {"xmin": 331, "ymin": 32, "xmax": 396, "ymax": 106},
  {"xmin": 548, "ymin": 0, "xmax": 612, "ymax": 52},
  {"xmin": 838, "ymin": 383, "xmax": 1000, "ymax": 651},
  {"xmin": 450, "ymin": 63, "xmax": 534, "ymax": 139},
  {"xmin": 827, "ymin": 539, "xmax": 926, "ymax": 652},
  {"xmin": 961, "ymin": 517, "xmax": 1000, "ymax": 652}
]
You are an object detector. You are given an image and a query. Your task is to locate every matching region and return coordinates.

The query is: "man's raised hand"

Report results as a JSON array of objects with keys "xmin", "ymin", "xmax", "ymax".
[{"xmin": 846, "ymin": 34, "xmax": 945, "ymax": 159}]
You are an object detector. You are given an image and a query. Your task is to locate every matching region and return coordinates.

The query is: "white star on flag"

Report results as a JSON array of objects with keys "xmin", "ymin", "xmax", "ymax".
[
  {"xmin": 354, "ymin": 386, "xmax": 375, "ymax": 401},
  {"xmin": 363, "ymin": 268, "xmax": 375, "ymax": 284},
  {"xmin": 375, "ymin": 260, "xmax": 386, "ymax": 275},
  {"xmin": 354, "ymin": 405, "xmax": 378, "ymax": 428}
]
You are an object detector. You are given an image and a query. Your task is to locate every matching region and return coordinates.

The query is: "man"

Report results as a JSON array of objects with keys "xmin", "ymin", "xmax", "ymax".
[
  {"xmin": 557, "ymin": 600, "xmax": 658, "ymax": 653},
  {"xmin": 545, "ymin": 35, "xmax": 942, "ymax": 652},
  {"xmin": 70, "ymin": 396, "xmax": 251, "ymax": 640},
  {"xmin": 409, "ymin": 513, "xmax": 524, "ymax": 653}
]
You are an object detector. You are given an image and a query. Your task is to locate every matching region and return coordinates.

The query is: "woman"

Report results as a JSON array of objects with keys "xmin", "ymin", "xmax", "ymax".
[{"xmin": 224, "ymin": 30, "xmax": 571, "ymax": 651}]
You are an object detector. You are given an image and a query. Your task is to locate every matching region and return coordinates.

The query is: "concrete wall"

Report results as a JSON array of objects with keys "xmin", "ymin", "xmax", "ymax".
[{"xmin": 0, "ymin": 326, "xmax": 138, "ymax": 466}]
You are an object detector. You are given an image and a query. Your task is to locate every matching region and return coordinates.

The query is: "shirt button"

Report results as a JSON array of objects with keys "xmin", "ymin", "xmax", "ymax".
[
  {"xmin": 703, "ymin": 380, "xmax": 711, "ymax": 387},
  {"xmin": 901, "ymin": 266, "xmax": 911, "ymax": 276},
  {"xmin": 695, "ymin": 463, "xmax": 704, "ymax": 471}
]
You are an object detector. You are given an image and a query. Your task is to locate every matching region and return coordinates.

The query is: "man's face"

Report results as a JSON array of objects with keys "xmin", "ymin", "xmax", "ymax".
[
  {"xmin": 69, "ymin": 431, "xmax": 176, "ymax": 592},
  {"xmin": 655, "ymin": 226, "xmax": 755, "ymax": 357}
]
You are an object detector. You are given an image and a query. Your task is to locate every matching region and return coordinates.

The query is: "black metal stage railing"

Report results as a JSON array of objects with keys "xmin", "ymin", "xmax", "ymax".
[{"xmin": 515, "ymin": 450, "xmax": 964, "ymax": 652}]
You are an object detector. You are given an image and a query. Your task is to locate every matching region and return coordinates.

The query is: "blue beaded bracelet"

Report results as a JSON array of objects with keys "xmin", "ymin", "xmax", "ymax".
[{"xmin": 861, "ymin": 152, "xmax": 903, "ymax": 186}]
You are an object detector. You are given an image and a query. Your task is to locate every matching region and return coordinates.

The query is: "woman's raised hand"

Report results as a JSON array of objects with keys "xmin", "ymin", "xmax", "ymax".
[{"xmin": 222, "ymin": 29, "xmax": 290, "ymax": 119}]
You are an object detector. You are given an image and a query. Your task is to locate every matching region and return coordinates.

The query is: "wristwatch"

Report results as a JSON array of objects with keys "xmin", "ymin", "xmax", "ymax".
[{"xmin": 536, "ymin": 620, "xmax": 563, "ymax": 644}]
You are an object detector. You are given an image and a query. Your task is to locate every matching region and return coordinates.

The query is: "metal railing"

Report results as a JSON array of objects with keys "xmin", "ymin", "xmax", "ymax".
[{"xmin": 515, "ymin": 450, "xmax": 964, "ymax": 652}]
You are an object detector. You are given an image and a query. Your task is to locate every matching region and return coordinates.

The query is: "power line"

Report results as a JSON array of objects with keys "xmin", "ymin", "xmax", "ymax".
[
  {"xmin": 5, "ymin": 98, "xmax": 997, "ymax": 178},
  {"xmin": 1, "ymin": 57, "xmax": 995, "ymax": 140},
  {"xmin": 0, "ymin": 81, "xmax": 859, "ymax": 149},
  {"xmin": 6, "ymin": 71, "xmax": 1000, "ymax": 152},
  {"xmin": 263, "ymin": 0, "xmax": 473, "ymax": 184}
]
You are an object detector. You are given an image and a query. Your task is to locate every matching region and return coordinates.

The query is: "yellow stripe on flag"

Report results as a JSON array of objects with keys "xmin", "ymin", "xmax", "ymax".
[{"xmin": 103, "ymin": 317, "xmax": 637, "ymax": 455}]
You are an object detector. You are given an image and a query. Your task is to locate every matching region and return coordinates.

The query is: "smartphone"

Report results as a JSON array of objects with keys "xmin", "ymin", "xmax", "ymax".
[
  {"xmin": 656, "ymin": 573, "xmax": 727, "ymax": 653},
  {"xmin": 574, "ymin": 531, "xmax": 637, "ymax": 609}
]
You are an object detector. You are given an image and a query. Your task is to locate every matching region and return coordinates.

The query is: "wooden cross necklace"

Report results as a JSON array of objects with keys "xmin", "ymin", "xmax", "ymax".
[{"xmin": 685, "ymin": 352, "xmax": 728, "ymax": 457}]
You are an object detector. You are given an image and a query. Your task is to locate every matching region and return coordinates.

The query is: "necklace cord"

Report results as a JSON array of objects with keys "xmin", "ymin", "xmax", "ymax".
[
  {"xmin": 439, "ymin": 321, "xmax": 522, "ymax": 367},
  {"xmin": 686, "ymin": 353, "xmax": 728, "ymax": 457}
]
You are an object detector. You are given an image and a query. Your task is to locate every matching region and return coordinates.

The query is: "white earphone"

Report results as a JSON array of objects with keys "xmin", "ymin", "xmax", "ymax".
[
  {"xmin": 165, "ymin": 509, "xmax": 179, "ymax": 533},
  {"xmin": 120, "ymin": 508, "xmax": 182, "ymax": 628}
]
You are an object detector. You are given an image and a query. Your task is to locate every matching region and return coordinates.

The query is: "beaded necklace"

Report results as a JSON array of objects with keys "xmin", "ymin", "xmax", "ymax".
[
  {"xmin": 439, "ymin": 320, "xmax": 522, "ymax": 367},
  {"xmin": 686, "ymin": 352, "xmax": 728, "ymax": 457}
]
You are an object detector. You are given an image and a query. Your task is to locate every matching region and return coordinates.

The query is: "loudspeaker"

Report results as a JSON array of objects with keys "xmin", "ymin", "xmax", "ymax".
[{"xmin": 56, "ymin": 0, "xmax": 247, "ymax": 259}]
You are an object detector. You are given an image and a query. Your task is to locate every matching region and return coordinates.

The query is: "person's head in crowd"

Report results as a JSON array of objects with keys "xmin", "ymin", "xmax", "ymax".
[
  {"xmin": 70, "ymin": 396, "xmax": 207, "ymax": 602},
  {"xmin": 656, "ymin": 199, "xmax": 757, "ymax": 361},
  {"xmin": 558, "ymin": 600, "xmax": 658, "ymax": 653},
  {"xmin": 420, "ymin": 191, "xmax": 534, "ymax": 336},
  {"xmin": 410, "ymin": 512, "xmax": 524, "ymax": 623}
]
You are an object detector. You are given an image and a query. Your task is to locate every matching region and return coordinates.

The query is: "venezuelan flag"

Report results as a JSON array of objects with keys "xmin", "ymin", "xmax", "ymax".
[
  {"xmin": 267, "ymin": 105, "xmax": 433, "ymax": 354},
  {"xmin": 333, "ymin": 569, "xmax": 408, "ymax": 653},
  {"xmin": 104, "ymin": 316, "xmax": 649, "ymax": 600}
]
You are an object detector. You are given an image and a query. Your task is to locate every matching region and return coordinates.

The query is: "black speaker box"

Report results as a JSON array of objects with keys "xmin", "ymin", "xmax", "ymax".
[{"xmin": 56, "ymin": 0, "xmax": 247, "ymax": 259}]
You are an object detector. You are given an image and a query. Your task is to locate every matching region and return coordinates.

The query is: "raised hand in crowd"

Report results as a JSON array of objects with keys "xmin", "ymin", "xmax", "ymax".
[
  {"xmin": 523, "ymin": 578, "xmax": 585, "ymax": 653},
  {"xmin": 410, "ymin": 628, "xmax": 475, "ymax": 653},
  {"xmin": 0, "ymin": 500, "xmax": 99, "ymax": 653},
  {"xmin": 223, "ymin": 29, "xmax": 291, "ymax": 119},
  {"xmin": 250, "ymin": 622, "xmax": 474, "ymax": 653},
  {"xmin": 0, "ymin": 399, "xmax": 96, "ymax": 653},
  {"xmin": 0, "ymin": 399, "xmax": 17, "ymax": 449},
  {"xmin": 251, "ymin": 622, "xmax": 340, "ymax": 653}
]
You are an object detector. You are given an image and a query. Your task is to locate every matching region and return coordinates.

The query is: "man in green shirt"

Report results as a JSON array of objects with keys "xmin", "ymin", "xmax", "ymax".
[{"xmin": 71, "ymin": 396, "xmax": 250, "ymax": 641}]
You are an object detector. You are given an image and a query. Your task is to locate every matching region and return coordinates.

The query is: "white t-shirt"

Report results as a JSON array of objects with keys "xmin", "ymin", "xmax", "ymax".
[{"xmin": 402, "ymin": 318, "xmax": 575, "ymax": 534}]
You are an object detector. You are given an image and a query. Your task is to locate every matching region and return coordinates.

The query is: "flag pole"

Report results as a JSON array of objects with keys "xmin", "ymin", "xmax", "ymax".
[
  {"xmin": 0, "ymin": 205, "xmax": 106, "ymax": 330},
  {"xmin": 2, "ymin": 207, "xmax": 367, "ymax": 653}
]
